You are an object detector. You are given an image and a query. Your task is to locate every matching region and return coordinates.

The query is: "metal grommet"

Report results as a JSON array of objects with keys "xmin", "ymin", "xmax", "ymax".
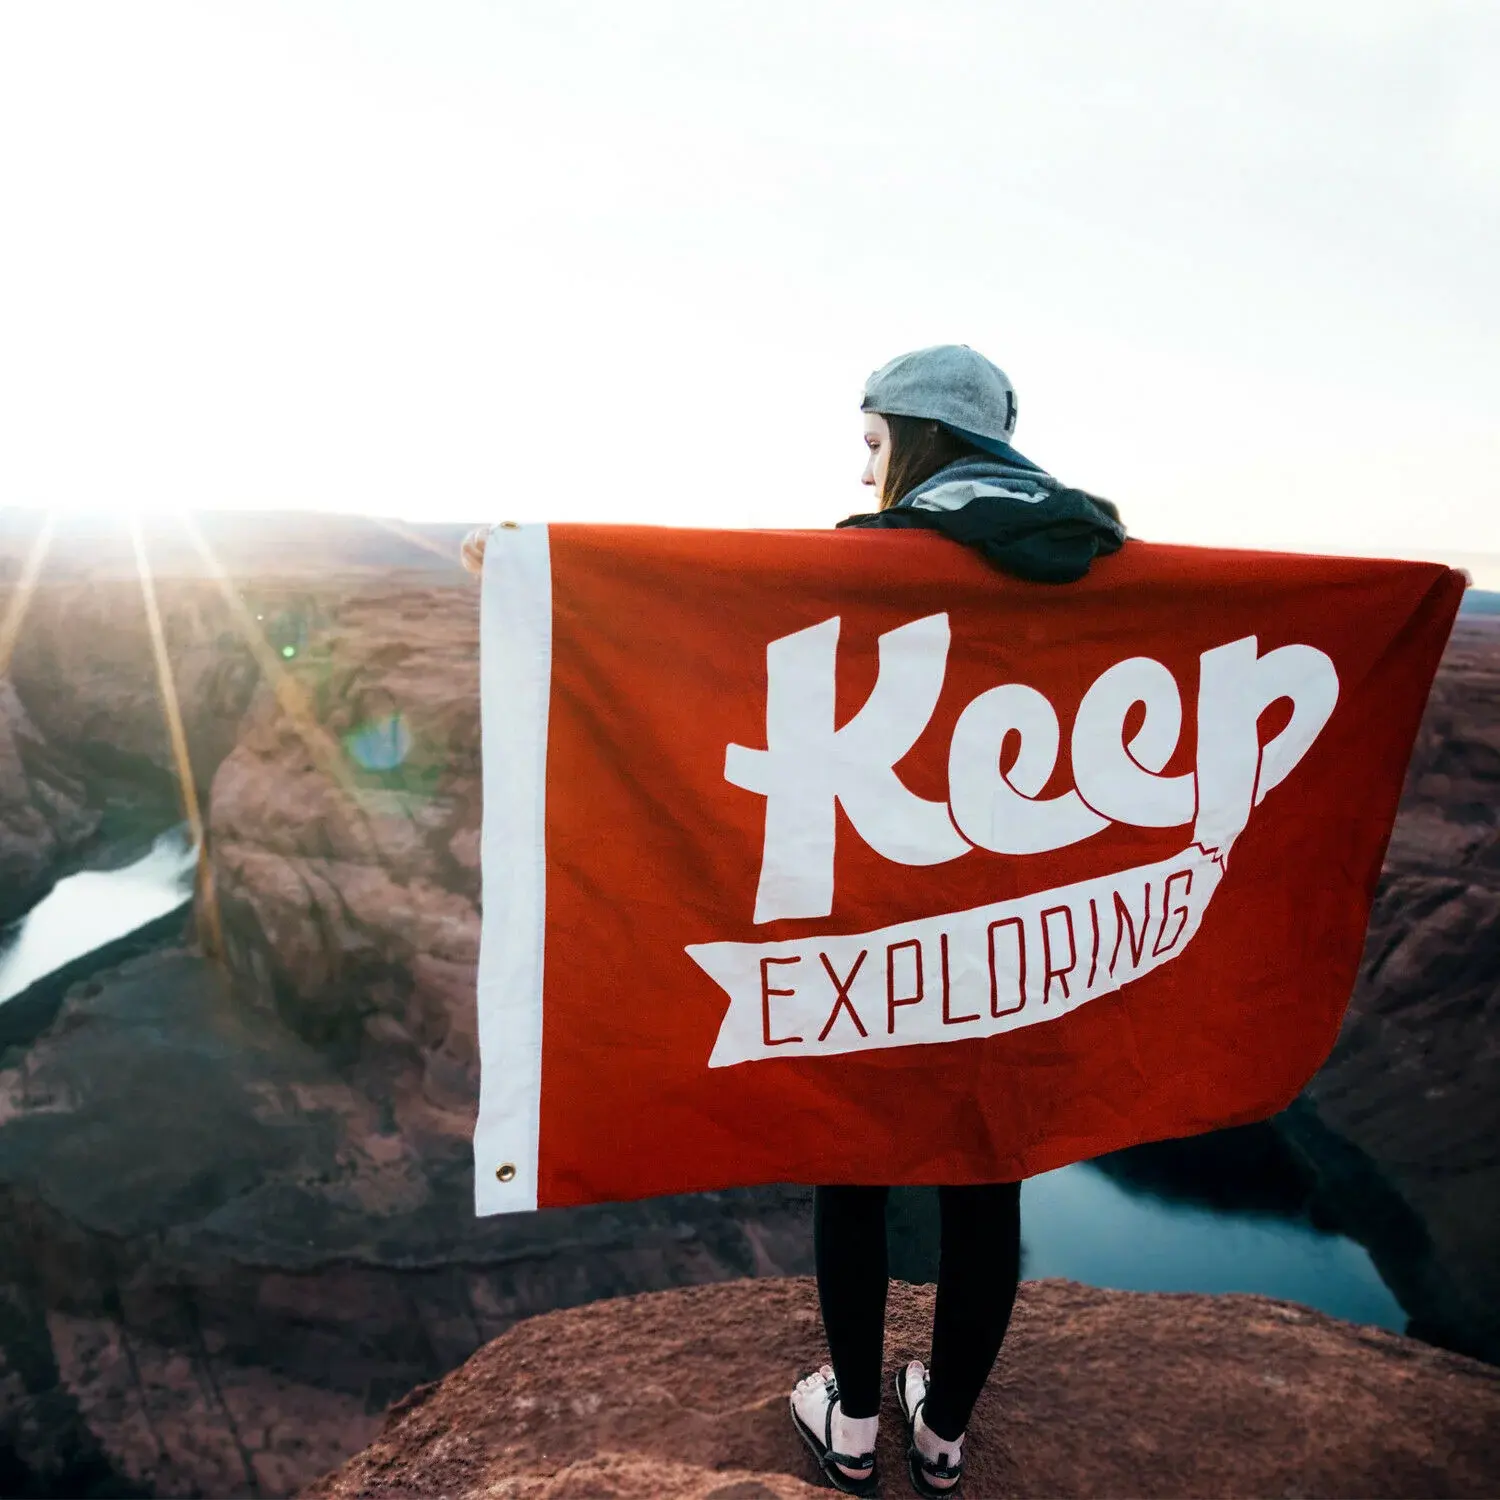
[
  {"xmin": 496, "ymin": 1162, "xmax": 517, "ymax": 1183},
  {"xmin": 498, "ymin": 520, "xmax": 520, "ymax": 529}
]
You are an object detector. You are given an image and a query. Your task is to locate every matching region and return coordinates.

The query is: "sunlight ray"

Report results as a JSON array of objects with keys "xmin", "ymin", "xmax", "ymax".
[
  {"xmin": 0, "ymin": 512, "xmax": 56, "ymax": 679},
  {"xmin": 129, "ymin": 514, "xmax": 224, "ymax": 959},
  {"xmin": 174, "ymin": 511, "xmax": 396, "ymax": 857},
  {"xmin": 369, "ymin": 514, "xmax": 463, "ymax": 565}
]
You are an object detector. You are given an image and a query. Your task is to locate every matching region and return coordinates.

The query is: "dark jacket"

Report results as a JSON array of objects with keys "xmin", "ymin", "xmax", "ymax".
[{"xmin": 838, "ymin": 457, "xmax": 1125, "ymax": 583}]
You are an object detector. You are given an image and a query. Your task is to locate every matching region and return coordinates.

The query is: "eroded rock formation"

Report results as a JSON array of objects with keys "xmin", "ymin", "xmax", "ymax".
[
  {"xmin": 206, "ymin": 584, "xmax": 484, "ymax": 1151},
  {"xmin": 0, "ymin": 946, "xmax": 814, "ymax": 1497},
  {"xmin": 0, "ymin": 569, "xmax": 1494, "ymax": 1497},
  {"xmin": 1282, "ymin": 618, "xmax": 1500, "ymax": 1363},
  {"xmin": 5, "ymin": 579, "xmax": 264, "ymax": 813},
  {"xmin": 0, "ymin": 575, "xmax": 272, "ymax": 921},
  {"xmin": 0, "ymin": 680, "xmax": 99, "ymax": 927},
  {"xmin": 303, "ymin": 1277, "xmax": 1500, "ymax": 1499}
]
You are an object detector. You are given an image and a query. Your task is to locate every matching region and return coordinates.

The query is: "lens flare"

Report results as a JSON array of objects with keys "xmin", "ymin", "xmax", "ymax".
[
  {"xmin": 346, "ymin": 712, "xmax": 413, "ymax": 772},
  {"xmin": 0, "ymin": 512, "xmax": 56, "ymax": 679},
  {"xmin": 128, "ymin": 515, "xmax": 223, "ymax": 959}
]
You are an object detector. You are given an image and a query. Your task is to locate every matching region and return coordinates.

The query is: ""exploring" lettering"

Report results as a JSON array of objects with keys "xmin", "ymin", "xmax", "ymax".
[{"xmin": 690, "ymin": 845, "xmax": 1218, "ymax": 1067}]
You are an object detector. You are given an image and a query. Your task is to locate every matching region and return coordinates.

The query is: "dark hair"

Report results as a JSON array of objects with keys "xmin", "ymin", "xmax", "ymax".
[{"xmin": 877, "ymin": 415, "xmax": 986, "ymax": 510}]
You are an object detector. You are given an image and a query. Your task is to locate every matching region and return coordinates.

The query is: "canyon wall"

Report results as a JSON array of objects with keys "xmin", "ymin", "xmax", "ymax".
[
  {"xmin": 0, "ymin": 564, "xmax": 1493, "ymax": 1496},
  {"xmin": 0, "ymin": 680, "xmax": 99, "ymax": 928},
  {"xmin": 0, "ymin": 574, "xmax": 815, "ymax": 1497},
  {"xmin": 1281, "ymin": 619, "xmax": 1500, "ymax": 1362}
]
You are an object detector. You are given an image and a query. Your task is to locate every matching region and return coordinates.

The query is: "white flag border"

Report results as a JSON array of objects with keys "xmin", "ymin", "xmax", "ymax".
[{"xmin": 473, "ymin": 524, "xmax": 551, "ymax": 1216}]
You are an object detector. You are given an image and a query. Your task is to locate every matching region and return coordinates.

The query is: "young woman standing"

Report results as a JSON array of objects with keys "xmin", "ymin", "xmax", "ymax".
[
  {"xmin": 789, "ymin": 345, "xmax": 1124, "ymax": 1498},
  {"xmin": 463, "ymin": 344, "xmax": 1125, "ymax": 1497}
]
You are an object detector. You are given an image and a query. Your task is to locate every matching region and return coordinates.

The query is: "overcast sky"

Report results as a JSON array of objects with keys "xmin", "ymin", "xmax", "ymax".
[{"xmin": 1, "ymin": 1, "xmax": 1496, "ymax": 565}]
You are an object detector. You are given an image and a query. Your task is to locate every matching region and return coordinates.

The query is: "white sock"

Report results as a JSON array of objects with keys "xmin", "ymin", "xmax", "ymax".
[
  {"xmin": 831, "ymin": 1404, "xmax": 878, "ymax": 1457},
  {"xmin": 915, "ymin": 1406, "xmax": 963, "ymax": 1468}
]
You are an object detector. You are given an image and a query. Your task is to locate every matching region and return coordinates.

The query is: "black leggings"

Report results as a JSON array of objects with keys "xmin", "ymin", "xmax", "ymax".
[{"xmin": 813, "ymin": 1182, "xmax": 1021, "ymax": 1443}]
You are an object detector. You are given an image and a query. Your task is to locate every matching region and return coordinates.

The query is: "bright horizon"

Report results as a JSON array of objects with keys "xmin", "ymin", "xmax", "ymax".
[{"xmin": 1, "ymin": 2, "xmax": 1496, "ymax": 562}]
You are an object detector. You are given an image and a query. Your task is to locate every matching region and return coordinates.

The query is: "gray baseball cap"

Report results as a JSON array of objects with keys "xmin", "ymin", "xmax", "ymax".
[{"xmin": 861, "ymin": 343, "xmax": 1039, "ymax": 470}]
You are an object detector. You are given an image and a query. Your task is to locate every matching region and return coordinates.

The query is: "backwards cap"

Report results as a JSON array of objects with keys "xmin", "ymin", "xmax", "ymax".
[{"xmin": 861, "ymin": 343, "xmax": 1039, "ymax": 471}]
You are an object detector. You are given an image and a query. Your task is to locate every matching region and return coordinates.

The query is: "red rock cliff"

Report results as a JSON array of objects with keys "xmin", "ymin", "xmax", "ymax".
[
  {"xmin": 303, "ymin": 1277, "xmax": 1500, "ymax": 1499},
  {"xmin": 0, "ymin": 566, "xmax": 1494, "ymax": 1499}
]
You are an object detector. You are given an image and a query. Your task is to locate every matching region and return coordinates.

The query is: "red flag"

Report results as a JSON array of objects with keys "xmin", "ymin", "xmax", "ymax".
[{"xmin": 473, "ymin": 523, "xmax": 1462, "ymax": 1214}]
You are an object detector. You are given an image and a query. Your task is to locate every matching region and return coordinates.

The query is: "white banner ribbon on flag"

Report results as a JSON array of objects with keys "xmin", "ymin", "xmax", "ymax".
[{"xmin": 688, "ymin": 845, "xmax": 1226, "ymax": 1068}]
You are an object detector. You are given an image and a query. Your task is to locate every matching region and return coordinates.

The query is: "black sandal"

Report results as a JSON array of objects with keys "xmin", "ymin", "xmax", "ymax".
[
  {"xmin": 894, "ymin": 1362, "xmax": 964, "ymax": 1497},
  {"xmin": 789, "ymin": 1368, "xmax": 879, "ymax": 1497}
]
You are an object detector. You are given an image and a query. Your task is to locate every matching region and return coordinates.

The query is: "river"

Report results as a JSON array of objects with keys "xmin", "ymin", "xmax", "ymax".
[
  {"xmin": 1021, "ymin": 1159, "xmax": 1403, "ymax": 1328},
  {"xmin": 0, "ymin": 825, "xmax": 198, "ymax": 1002}
]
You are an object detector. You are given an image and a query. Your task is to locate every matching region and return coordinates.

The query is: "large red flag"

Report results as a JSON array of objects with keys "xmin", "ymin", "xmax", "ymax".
[{"xmin": 472, "ymin": 523, "xmax": 1462, "ymax": 1214}]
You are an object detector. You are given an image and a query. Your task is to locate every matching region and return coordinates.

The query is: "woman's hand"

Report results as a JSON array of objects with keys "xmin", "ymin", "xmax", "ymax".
[{"xmin": 461, "ymin": 526, "xmax": 491, "ymax": 575}]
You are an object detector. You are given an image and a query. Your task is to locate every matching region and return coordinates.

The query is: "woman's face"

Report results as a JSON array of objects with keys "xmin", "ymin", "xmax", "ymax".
[{"xmin": 862, "ymin": 411, "xmax": 891, "ymax": 500}]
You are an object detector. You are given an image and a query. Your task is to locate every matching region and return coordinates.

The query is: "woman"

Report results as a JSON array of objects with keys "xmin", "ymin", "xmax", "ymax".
[
  {"xmin": 783, "ymin": 346, "xmax": 1123, "ymax": 1498},
  {"xmin": 462, "ymin": 345, "xmax": 1124, "ymax": 1498}
]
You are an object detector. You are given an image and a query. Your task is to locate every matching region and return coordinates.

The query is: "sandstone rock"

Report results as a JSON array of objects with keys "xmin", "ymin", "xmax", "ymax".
[
  {"xmin": 0, "ymin": 948, "xmax": 814, "ymax": 1498},
  {"xmin": 0, "ymin": 679, "xmax": 99, "ymax": 927},
  {"xmin": 6, "ymin": 579, "xmax": 264, "ymax": 808},
  {"xmin": 1282, "ymin": 618, "xmax": 1500, "ymax": 1363},
  {"xmin": 0, "ymin": 572, "xmax": 278, "ymax": 918},
  {"xmin": 1, "ymin": 574, "xmax": 1495, "ymax": 1498},
  {"xmin": 206, "ymin": 583, "xmax": 484, "ymax": 1153},
  {"xmin": 1, "ymin": 570, "xmax": 816, "ymax": 1497},
  {"xmin": 303, "ymin": 1277, "xmax": 1500, "ymax": 1500}
]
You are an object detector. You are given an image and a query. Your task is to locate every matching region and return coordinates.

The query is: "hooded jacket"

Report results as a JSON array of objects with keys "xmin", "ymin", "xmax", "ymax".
[{"xmin": 838, "ymin": 456, "xmax": 1126, "ymax": 584}]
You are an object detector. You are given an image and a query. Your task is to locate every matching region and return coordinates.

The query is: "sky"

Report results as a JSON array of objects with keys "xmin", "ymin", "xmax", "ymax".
[{"xmin": 1, "ymin": 1, "xmax": 1496, "ymax": 569}]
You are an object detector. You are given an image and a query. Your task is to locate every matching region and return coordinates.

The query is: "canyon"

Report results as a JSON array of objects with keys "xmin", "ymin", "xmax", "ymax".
[{"xmin": 0, "ymin": 519, "xmax": 1494, "ymax": 1496}]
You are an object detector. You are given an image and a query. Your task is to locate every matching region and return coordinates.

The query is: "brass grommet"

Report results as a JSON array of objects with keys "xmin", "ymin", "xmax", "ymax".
[
  {"xmin": 498, "ymin": 520, "xmax": 520, "ymax": 529},
  {"xmin": 496, "ymin": 1162, "xmax": 517, "ymax": 1183}
]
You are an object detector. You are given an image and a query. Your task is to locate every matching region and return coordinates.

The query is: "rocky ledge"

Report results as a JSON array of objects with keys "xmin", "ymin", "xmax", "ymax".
[{"xmin": 304, "ymin": 1276, "xmax": 1500, "ymax": 1500}]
